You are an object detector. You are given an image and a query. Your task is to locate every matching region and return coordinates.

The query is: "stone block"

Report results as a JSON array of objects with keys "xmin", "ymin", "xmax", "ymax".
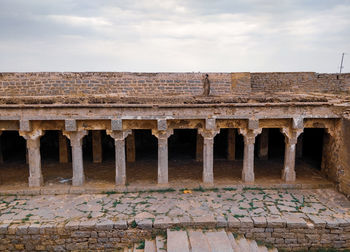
[
  {"xmin": 227, "ymin": 215, "xmax": 241, "ymax": 228},
  {"xmin": 205, "ymin": 118, "xmax": 216, "ymax": 130},
  {"xmin": 157, "ymin": 119, "xmax": 167, "ymax": 130},
  {"xmin": 20, "ymin": 120, "xmax": 31, "ymax": 131},
  {"xmin": 136, "ymin": 219, "xmax": 152, "ymax": 230},
  {"xmin": 96, "ymin": 219, "xmax": 114, "ymax": 231},
  {"xmin": 28, "ymin": 223, "xmax": 40, "ymax": 234},
  {"xmin": 154, "ymin": 216, "xmax": 173, "ymax": 229},
  {"xmin": 248, "ymin": 119, "xmax": 259, "ymax": 130},
  {"xmin": 286, "ymin": 217, "xmax": 307, "ymax": 228},
  {"xmin": 114, "ymin": 220, "xmax": 127, "ymax": 230},
  {"xmin": 252, "ymin": 216, "xmax": 267, "ymax": 227},
  {"xmin": 65, "ymin": 119, "xmax": 77, "ymax": 131},
  {"xmin": 267, "ymin": 217, "xmax": 286, "ymax": 228},
  {"xmin": 239, "ymin": 217, "xmax": 254, "ymax": 228},
  {"xmin": 111, "ymin": 119, "xmax": 122, "ymax": 131},
  {"xmin": 0, "ymin": 223, "xmax": 9, "ymax": 234}
]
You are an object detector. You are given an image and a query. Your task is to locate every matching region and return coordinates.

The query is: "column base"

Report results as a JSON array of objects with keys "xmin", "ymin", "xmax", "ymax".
[
  {"xmin": 282, "ymin": 170, "xmax": 296, "ymax": 182},
  {"xmin": 242, "ymin": 172, "xmax": 254, "ymax": 183},
  {"xmin": 28, "ymin": 176, "xmax": 43, "ymax": 187},
  {"xmin": 203, "ymin": 173, "xmax": 214, "ymax": 184},
  {"xmin": 72, "ymin": 176, "xmax": 85, "ymax": 186},
  {"xmin": 116, "ymin": 176, "xmax": 126, "ymax": 186}
]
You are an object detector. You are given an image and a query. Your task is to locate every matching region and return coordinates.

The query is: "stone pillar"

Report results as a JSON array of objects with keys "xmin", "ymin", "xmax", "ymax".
[
  {"xmin": 258, "ymin": 128, "xmax": 269, "ymax": 160},
  {"xmin": 0, "ymin": 131, "xmax": 3, "ymax": 164},
  {"xmin": 238, "ymin": 128, "xmax": 261, "ymax": 182},
  {"xmin": 281, "ymin": 128, "xmax": 303, "ymax": 182},
  {"xmin": 198, "ymin": 129, "xmax": 220, "ymax": 184},
  {"xmin": 196, "ymin": 133, "xmax": 203, "ymax": 161},
  {"xmin": 296, "ymin": 134, "xmax": 303, "ymax": 159},
  {"xmin": 227, "ymin": 128, "xmax": 236, "ymax": 160},
  {"xmin": 59, "ymin": 132, "xmax": 69, "ymax": 163},
  {"xmin": 126, "ymin": 130, "xmax": 136, "ymax": 162},
  {"xmin": 19, "ymin": 129, "xmax": 44, "ymax": 187},
  {"xmin": 107, "ymin": 130, "xmax": 131, "ymax": 185},
  {"xmin": 63, "ymin": 131, "xmax": 87, "ymax": 186},
  {"xmin": 92, "ymin": 130, "xmax": 102, "ymax": 163},
  {"xmin": 152, "ymin": 129, "xmax": 173, "ymax": 184}
]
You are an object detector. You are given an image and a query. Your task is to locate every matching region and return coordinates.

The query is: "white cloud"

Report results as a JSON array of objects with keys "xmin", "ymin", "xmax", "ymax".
[{"xmin": 0, "ymin": 0, "xmax": 349, "ymax": 72}]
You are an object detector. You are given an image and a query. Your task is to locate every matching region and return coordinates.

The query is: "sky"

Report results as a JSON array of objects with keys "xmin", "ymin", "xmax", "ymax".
[{"xmin": 0, "ymin": 0, "xmax": 349, "ymax": 73}]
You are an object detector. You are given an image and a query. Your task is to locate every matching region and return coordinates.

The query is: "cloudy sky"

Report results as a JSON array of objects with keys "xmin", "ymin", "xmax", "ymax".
[{"xmin": 0, "ymin": 0, "xmax": 349, "ymax": 73}]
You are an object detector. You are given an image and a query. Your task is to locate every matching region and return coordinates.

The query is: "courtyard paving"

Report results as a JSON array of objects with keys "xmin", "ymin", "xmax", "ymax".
[{"xmin": 1, "ymin": 187, "xmax": 350, "ymax": 228}]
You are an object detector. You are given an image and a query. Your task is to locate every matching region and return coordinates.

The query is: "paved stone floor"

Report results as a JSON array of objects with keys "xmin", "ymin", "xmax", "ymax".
[
  {"xmin": 0, "ymin": 159, "xmax": 330, "ymax": 192},
  {"xmin": 1, "ymin": 187, "xmax": 350, "ymax": 227}
]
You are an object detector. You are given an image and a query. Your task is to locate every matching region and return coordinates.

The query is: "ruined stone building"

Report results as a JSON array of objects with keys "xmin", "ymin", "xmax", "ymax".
[{"xmin": 0, "ymin": 72, "xmax": 349, "ymax": 196}]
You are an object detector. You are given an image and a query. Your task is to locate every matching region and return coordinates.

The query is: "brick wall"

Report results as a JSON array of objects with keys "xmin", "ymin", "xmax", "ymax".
[{"xmin": 0, "ymin": 72, "xmax": 349, "ymax": 97}]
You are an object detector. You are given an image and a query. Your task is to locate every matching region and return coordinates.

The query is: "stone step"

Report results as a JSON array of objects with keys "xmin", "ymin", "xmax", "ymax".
[
  {"xmin": 188, "ymin": 230, "xmax": 211, "ymax": 252},
  {"xmin": 128, "ymin": 230, "xmax": 277, "ymax": 252},
  {"xmin": 167, "ymin": 229, "xmax": 190, "ymax": 252},
  {"xmin": 205, "ymin": 230, "xmax": 234, "ymax": 252},
  {"xmin": 155, "ymin": 236, "xmax": 166, "ymax": 252},
  {"xmin": 144, "ymin": 240, "xmax": 156, "ymax": 252}
]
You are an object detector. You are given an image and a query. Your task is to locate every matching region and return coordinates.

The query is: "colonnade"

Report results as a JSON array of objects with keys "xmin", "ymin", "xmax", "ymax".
[{"xmin": 3, "ymin": 117, "xmax": 309, "ymax": 187}]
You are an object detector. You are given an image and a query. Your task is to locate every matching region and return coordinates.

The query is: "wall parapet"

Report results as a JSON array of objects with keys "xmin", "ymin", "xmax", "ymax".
[{"xmin": 0, "ymin": 72, "xmax": 349, "ymax": 97}]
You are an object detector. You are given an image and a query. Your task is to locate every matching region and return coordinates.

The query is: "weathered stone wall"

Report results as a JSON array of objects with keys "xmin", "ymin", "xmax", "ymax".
[
  {"xmin": 337, "ymin": 118, "xmax": 350, "ymax": 196},
  {"xmin": 1, "ymin": 218, "xmax": 350, "ymax": 251},
  {"xmin": 251, "ymin": 72, "xmax": 350, "ymax": 93},
  {"xmin": 0, "ymin": 72, "xmax": 349, "ymax": 97}
]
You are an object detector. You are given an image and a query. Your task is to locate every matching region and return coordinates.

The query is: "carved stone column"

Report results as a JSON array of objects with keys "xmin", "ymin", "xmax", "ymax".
[
  {"xmin": 59, "ymin": 131, "xmax": 69, "ymax": 163},
  {"xmin": 63, "ymin": 130, "xmax": 88, "ymax": 186},
  {"xmin": 258, "ymin": 128, "xmax": 269, "ymax": 160},
  {"xmin": 198, "ymin": 129, "xmax": 220, "ymax": 184},
  {"xmin": 19, "ymin": 129, "xmax": 44, "ymax": 187},
  {"xmin": 0, "ymin": 131, "xmax": 3, "ymax": 164},
  {"xmin": 152, "ymin": 129, "xmax": 173, "ymax": 184},
  {"xmin": 238, "ymin": 128, "xmax": 261, "ymax": 182},
  {"xmin": 281, "ymin": 128, "xmax": 303, "ymax": 182},
  {"xmin": 92, "ymin": 130, "xmax": 102, "ymax": 163},
  {"xmin": 196, "ymin": 133, "xmax": 203, "ymax": 161},
  {"xmin": 227, "ymin": 128, "xmax": 236, "ymax": 160},
  {"xmin": 126, "ymin": 130, "xmax": 136, "ymax": 163},
  {"xmin": 107, "ymin": 130, "xmax": 131, "ymax": 185}
]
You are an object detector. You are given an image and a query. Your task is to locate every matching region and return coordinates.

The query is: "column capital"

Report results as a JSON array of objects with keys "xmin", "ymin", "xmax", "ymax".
[
  {"xmin": 107, "ymin": 130, "xmax": 131, "ymax": 140},
  {"xmin": 238, "ymin": 128, "xmax": 262, "ymax": 144},
  {"xmin": 152, "ymin": 129, "xmax": 173, "ymax": 139},
  {"xmin": 19, "ymin": 129, "xmax": 44, "ymax": 147},
  {"xmin": 281, "ymin": 127, "xmax": 303, "ymax": 145},
  {"xmin": 63, "ymin": 130, "xmax": 88, "ymax": 146},
  {"xmin": 198, "ymin": 128, "xmax": 220, "ymax": 139}
]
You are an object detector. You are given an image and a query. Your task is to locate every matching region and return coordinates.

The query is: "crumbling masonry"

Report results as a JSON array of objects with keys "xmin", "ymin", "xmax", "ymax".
[{"xmin": 0, "ymin": 72, "xmax": 349, "ymax": 193}]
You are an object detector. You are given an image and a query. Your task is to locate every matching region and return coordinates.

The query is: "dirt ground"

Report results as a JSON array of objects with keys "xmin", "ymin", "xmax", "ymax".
[{"xmin": 0, "ymin": 158, "xmax": 331, "ymax": 191}]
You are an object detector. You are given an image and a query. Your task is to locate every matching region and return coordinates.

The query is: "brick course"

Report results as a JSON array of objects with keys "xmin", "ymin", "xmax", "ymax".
[{"xmin": 0, "ymin": 72, "xmax": 349, "ymax": 97}]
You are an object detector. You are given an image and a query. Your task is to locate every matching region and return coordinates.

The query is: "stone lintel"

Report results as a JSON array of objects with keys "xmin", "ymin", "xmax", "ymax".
[{"xmin": 65, "ymin": 119, "xmax": 77, "ymax": 131}]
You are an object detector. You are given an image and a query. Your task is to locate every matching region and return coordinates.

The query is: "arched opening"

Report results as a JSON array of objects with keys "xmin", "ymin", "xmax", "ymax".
[
  {"xmin": 168, "ymin": 129, "xmax": 199, "ymax": 184},
  {"xmin": 254, "ymin": 128, "xmax": 285, "ymax": 180},
  {"xmin": 0, "ymin": 131, "xmax": 27, "ymax": 186},
  {"xmin": 126, "ymin": 129, "xmax": 158, "ymax": 185},
  {"xmin": 214, "ymin": 128, "xmax": 242, "ymax": 183}
]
